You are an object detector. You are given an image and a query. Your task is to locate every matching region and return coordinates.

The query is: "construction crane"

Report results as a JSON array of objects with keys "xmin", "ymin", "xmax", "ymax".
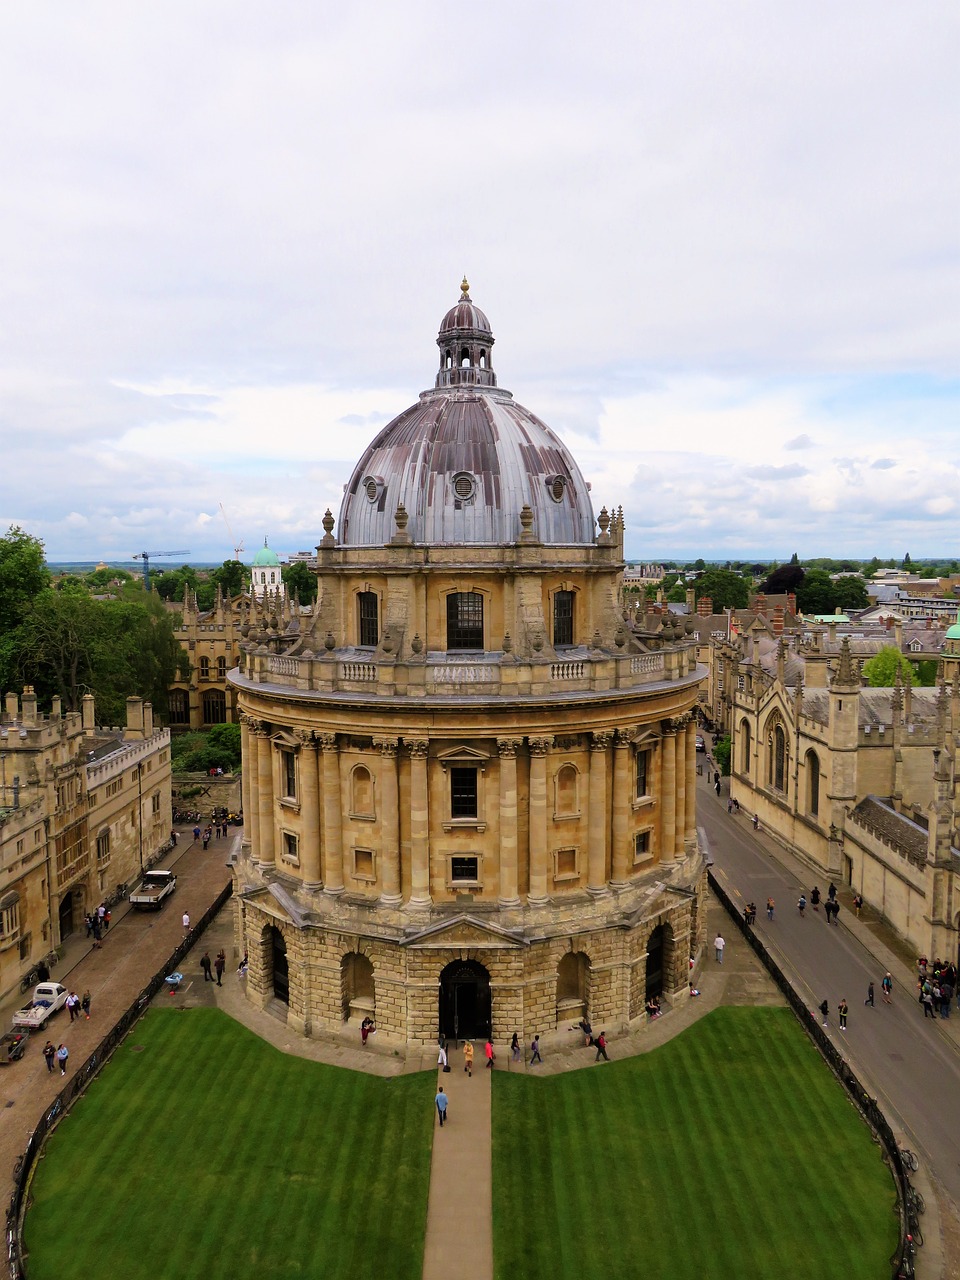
[
  {"xmin": 132, "ymin": 550, "xmax": 191, "ymax": 591},
  {"xmin": 219, "ymin": 503, "xmax": 245, "ymax": 561}
]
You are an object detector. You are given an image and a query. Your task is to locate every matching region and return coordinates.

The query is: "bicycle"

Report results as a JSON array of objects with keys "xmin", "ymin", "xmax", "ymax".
[
  {"xmin": 899, "ymin": 1147, "xmax": 920, "ymax": 1173},
  {"xmin": 18, "ymin": 950, "xmax": 60, "ymax": 993},
  {"xmin": 906, "ymin": 1185, "xmax": 925, "ymax": 1216},
  {"xmin": 896, "ymin": 1233, "xmax": 917, "ymax": 1279}
]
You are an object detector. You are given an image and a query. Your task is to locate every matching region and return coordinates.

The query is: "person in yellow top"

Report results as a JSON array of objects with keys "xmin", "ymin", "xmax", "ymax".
[{"xmin": 463, "ymin": 1040, "xmax": 474, "ymax": 1077}]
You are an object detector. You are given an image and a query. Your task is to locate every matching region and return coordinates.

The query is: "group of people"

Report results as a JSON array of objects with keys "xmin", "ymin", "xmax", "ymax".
[
  {"xmin": 65, "ymin": 990, "xmax": 91, "ymax": 1021},
  {"xmin": 200, "ymin": 950, "xmax": 226, "ymax": 985},
  {"xmin": 84, "ymin": 904, "xmax": 111, "ymax": 948},
  {"xmin": 916, "ymin": 956, "xmax": 956, "ymax": 1019},
  {"xmin": 572, "ymin": 1018, "xmax": 611, "ymax": 1058},
  {"xmin": 193, "ymin": 821, "xmax": 230, "ymax": 849},
  {"xmin": 42, "ymin": 1041, "xmax": 70, "ymax": 1076}
]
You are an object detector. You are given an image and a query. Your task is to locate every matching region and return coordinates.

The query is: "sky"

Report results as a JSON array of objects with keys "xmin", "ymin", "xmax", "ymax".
[{"xmin": 1, "ymin": 3, "xmax": 957, "ymax": 566}]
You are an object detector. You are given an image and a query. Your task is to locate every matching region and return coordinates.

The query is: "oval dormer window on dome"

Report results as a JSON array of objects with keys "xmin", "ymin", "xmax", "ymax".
[
  {"xmin": 452, "ymin": 472, "xmax": 476, "ymax": 503},
  {"xmin": 548, "ymin": 475, "xmax": 567, "ymax": 503},
  {"xmin": 364, "ymin": 475, "xmax": 385, "ymax": 504}
]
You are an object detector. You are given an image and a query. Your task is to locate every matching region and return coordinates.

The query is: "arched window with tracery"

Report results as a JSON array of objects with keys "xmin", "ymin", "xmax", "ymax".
[
  {"xmin": 805, "ymin": 749, "xmax": 820, "ymax": 816},
  {"xmin": 768, "ymin": 724, "xmax": 786, "ymax": 791}
]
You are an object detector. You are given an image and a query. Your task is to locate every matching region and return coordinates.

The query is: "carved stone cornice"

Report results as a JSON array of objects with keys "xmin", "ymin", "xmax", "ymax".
[
  {"xmin": 245, "ymin": 717, "xmax": 268, "ymax": 738},
  {"xmin": 405, "ymin": 739, "xmax": 429, "ymax": 759},
  {"xmin": 590, "ymin": 731, "xmax": 612, "ymax": 751},
  {"xmin": 293, "ymin": 729, "xmax": 316, "ymax": 749},
  {"xmin": 528, "ymin": 737, "xmax": 553, "ymax": 757},
  {"xmin": 497, "ymin": 738, "xmax": 522, "ymax": 759},
  {"xmin": 374, "ymin": 737, "xmax": 399, "ymax": 758},
  {"xmin": 318, "ymin": 733, "xmax": 339, "ymax": 753},
  {"xmin": 614, "ymin": 727, "xmax": 633, "ymax": 748}
]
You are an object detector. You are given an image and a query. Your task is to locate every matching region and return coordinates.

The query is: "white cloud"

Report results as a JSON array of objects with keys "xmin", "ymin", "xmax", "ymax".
[{"xmin": 0, "ymin": 3, "xmax": 957, "ymax": 561}]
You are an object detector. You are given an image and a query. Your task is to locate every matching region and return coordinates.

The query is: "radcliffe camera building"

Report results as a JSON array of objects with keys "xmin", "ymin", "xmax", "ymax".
[{"xmin": 230, "ymin": 283, "xmax": 707, "ymax": 1045}]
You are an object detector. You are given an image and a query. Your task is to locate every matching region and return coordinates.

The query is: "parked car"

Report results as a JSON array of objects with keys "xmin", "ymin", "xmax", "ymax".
[
  {"xmin": 12, "ymin": 983, "xmax": 69, "ymax": 1030},
  {"xmin": 695, "ymin": 734, "xmax": 706, "ymax": 752}
]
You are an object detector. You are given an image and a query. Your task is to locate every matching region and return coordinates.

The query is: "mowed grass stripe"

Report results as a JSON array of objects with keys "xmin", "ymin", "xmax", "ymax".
[
  {"xmin": 24, "ymin": 1009, "xmax": 432, "ymax": 1280},
  {"xmin": 492, "ymin": 1008, "xmax": 896, "ymax": 1280}
]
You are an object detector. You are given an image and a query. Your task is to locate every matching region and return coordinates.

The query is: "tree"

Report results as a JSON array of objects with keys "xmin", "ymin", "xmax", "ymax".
[
  {"xmin": 693, "ymin": 570, "xmax": 749, "ymax": 612},
  {"xmin": 0, "ymin": 525, "xmax": 49, "ymax": 635},
  {"xmin": 211, "ymin": 559, "xmax": 246, "ymax": 599},
  {"xmin": 714, "ymin": 734, "xmax": 732, "ymax": 776},
  {"xmin": 282, "ymin": 561, "xmax": 318, "ymax": 604},
  {"xmin": 760, "ymin": 563, "xmax": 805, "ymax": 594},
  {"xmin": 832, "ymin": 577, "xmax": 870, "ymax": 611},
  {"xmin": 902, "ymin": 552, "xmax": 912, "ymax": 568},
  {"xmin": 862, "ymin": 646, "xmax": 917, "ymax": 688}
]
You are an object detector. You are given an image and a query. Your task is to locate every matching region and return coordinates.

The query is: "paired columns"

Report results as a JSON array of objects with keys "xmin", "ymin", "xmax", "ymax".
[
  {"xmin": 407, "ymin": 740, "xmax": 431, "ymax": 908},
  {"xmin": 527, "ymin": 738, "xmax": 551, "ymax": 904},
  {"xmin": 498, "ymin": 739, "xmax": 522, "ymax": 907},
  {"xmin": 294, "ymin": 731, "xmax": 322, "ymax": 888},
  {"xmin": 319, "ymin": 734, "xmax": 344, "ymax": 895},
  {"xmin": 376, "ymin": 738, "xmax": 402, "ymax": 905}
]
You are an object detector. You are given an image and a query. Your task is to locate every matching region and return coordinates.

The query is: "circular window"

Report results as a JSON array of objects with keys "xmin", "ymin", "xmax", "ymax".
[
  {"xmin": 549, "ymin": 475, "xmax": 567, "ymax": 502},
  {"xmin": 452, "ymin": 472, "xmax": 476, "ymax": 501},
  {"xmin": 364, "ymin": 477, "xmax": 379, "ymax": 502}
]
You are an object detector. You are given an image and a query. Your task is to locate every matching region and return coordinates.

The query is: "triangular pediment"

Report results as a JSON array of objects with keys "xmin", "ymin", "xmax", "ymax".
[
  {"xmin": 401, "ymin": 913, "xmax": 526, "ymax": 949},
  {"xmin": 436, "ymin": 745, "xmax": 491, "ymax": 764}
]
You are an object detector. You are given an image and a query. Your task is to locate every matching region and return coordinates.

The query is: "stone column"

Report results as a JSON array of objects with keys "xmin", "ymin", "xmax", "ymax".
[
  {"xmin": 661, "ymin": 723, "xmax": 677, "ymax": 861},
  {"xmin": 685, "ymin": 717, "xmax": 698, "ymax": 849},
  {"xmin": 407, "ymin": 739, "xmax": 431, "ymax": 907},
  {"xmin": 498, "ymin": 738, "xmax": 522, "ymax": 907},
  {"xmin": 376, "ymin": 737, "xmax": 402, "ymax": 905},
  {"xmin": 319, "ymin": 734, "xmax": 344, "ymax": 895},
  {"xmin": 587, "ymin": 732, "xmax": 611, "ymax": 894},
  {"xmin": 611, "ymin": 728, "xmax": 632, "ymax": 886},
  {"xmin": 240, "ymin": 714, "xmax": 253, "ymax": 849},
  {"xmin": 256, "ymin": 728, "xmax": 275, "ymax": 868},
  {"xmin": 527, "ymin": 737, "xmax": 552, "ymax": 904},
  {"xmin": 295, "ymin": 731, "xmax": 322, "ymax": 888},
  {"xmin": 675, "ymin": 716, "xmax": 687, "ymax": 859}
]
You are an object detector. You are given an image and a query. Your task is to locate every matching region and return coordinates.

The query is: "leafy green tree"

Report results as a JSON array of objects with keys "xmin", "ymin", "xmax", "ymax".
[
  {"xmin": 714, "ymin": 735, "xmax": 732, "ymax": 776},
  {"xmin": 0, "ymin": 525, "xmax": 50, "ymax": 635},
  {"xmin": 211, "ymin": 559, "xmax": 246, "ymax": 599},
  {"xmin": 915, "ymin": 660, "xmax": 939, "ymax": 686},
  {"xmin": 902, "ymin": 552, "xmax": 912, "ymax": 568},
  {"xmin": 282, "ymin": 561, "xmax": 318, "ymax": 604},
  {"xmin": 693, "ymin": 570, "xmax": 749, "ymax": 611},
  {"xmin": 667, "ymin": 581, "xmax": 687, "ymax": 604},
  {"xmin": 832, "ymin": 577, "xmax": 870, "ymax": 611},
  {"xmin": 861, "ymin": 646, "xmax": 917, "ymax": 688}
]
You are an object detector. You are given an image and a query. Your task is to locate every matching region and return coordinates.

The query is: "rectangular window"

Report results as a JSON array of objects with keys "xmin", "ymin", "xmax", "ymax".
[
  {"xmin": 151, "ymin": 792, "xmax": 161, "ymax": 814},
  {"xmin": 450, "ymin": 767, "xmax": 478, "ymax": 819},
  {"xmin": 282, "ymin": 832, "xmax": 299, "ymax": 864},
  {"xmin": 96, "ymin": 831, "xmax": 111, "ymax": 865},
  {"xmin": 635, "ymin": 750, "xmax": 649, "ymax": 798},
  {"xmin": 353, "ymin": 848, "xmax": 375, "ymax": 880},
  {"xmin": 217, "ymin": 656, "xmax": 227, "ymax": 679},
  {"xmin": 555, "ymin": 847, "xmax": 578, "ymax": 879},
  {"xmin": 635, "ymin": 831, "xmax": 651, "ymax": 860},
  {"xmin": 283, "ymin": 750, "xmax": 297, "ymax": 800},
  {"xmin": 358, "ymin": 592, "xmax": 379, "ymax": 647},
  {"xmin": 553, "ymin": 591, "xmax": 574, "ymax": 647},
  {"xmin": 199, "ymin": 656, "xmax": 210, "ymax": 679},
  {"xmin": 737, "ymin": 675, "xmax": 745, "ymax": 691},
  {"xmin": 446, "ymin": 592, "xmax": 484, "ymax": 650},
  {"xmin": 451, "ymin": 855, "xmax": 479, "ymax": 883}
]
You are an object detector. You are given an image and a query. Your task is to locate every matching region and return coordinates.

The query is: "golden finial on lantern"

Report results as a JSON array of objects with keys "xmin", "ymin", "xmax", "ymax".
[{"xmin": 460, "ymin": 276, "xmax": 470, "ymax": 297}]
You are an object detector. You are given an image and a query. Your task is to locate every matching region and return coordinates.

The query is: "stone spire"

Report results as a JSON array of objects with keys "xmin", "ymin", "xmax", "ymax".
[{"xmin": 831, "ymin": 637, "xmax": 859, "ymax": 689}]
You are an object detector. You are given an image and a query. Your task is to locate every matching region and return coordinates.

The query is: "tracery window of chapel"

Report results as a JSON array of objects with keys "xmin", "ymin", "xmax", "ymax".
[
  {"xmin": 806, "ymin": 750, "xmax": 820, "ymax": 816},
  {"xmin": 770, "ymin": 725, "xmax": 786, "ymax": 792},
  {"xmin": 553, "ymin": 591, "xmax": 574, "ymax": 647},
  {"xmin": 446, "ymin": 592, "xmax": 484, "ymax": 650},
  {"xmin": 358, "ymin": 592, "xmax": 379, "ymax": 647}
]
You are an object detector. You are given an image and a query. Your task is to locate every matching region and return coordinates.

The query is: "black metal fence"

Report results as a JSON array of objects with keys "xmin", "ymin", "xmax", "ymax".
[
  {"xmin": 5, "ymin": 882, "xmax": 233, "ymax": 1280},
  {"xmin": 708, "ymin": 870, "xmax": 915, "ymax": 1279}
]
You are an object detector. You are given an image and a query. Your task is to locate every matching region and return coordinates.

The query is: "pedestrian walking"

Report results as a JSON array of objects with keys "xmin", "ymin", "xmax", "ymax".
[
  {"xmin": 182, "ymin": 911, "xmax": 191, "ymax": 932},
  {"xmin": 201, "ymin": 952, "xmax": 213, "ymax": 982},
  {"xmin": 43, "ymin": 1041, "xmax": 55, "ymax": 1073},
  {"xmin": 922, "ymin": 989, "xmax": 936, "ymax": 1019},
  {"xmin": 819, "ymin": 999, "xmax": 829, "ymax": 1027},
  {"xmin": 752, "ymin": 813, "xmax": 759, "ymax": 831},
  {"xmin": 81, "ymin": 990, "xmax": 91, "ymax": 1020},
  {"xmin": 810, "ymin": 886, "xmax": 821, "ymax": 912},
  {"xmin": 193, "ymin": 824, "xmax": 201, "ymax": 842},
  {"xmin": 463, "ymin": 1040, "xmax": 474, "ymax": 1076},
  {"xmin": 435, "ymin": 1085, "xmax": 448, "ymax": 1127},
  {"xmin": 202, "ymin": 827, "xmax": 211, "ymax": 850},
  {"xmin": 838, "ymin": 999, "xmax": 848, "ymax": 1031},
  {"xmin": 853, "ymin": 893, "xmax": 863, "ymax": 917},
  {"xmin": 727, "ymin": 798, "xmax": 733, "ymax": 814},
  {"xmin": 594, "ymin": 1031, "xmax": 609, "ymax": 1062},
  {"xmin": 530, "ymin": 1035, "xmax": 543, "ymax": 1065},
  {"xmin": 215, "ymin": 951, "xmax": 225, "ymax": 985},
  {"xmin": 830, "ymin": 901, "xmax": 841, "ymax": 926},
  {"xmin": 827, "ymin": 882, "xmax": 837, "ymax": 902},
  {"xmin": 170, "ymin": 830, "xmax": 178, "ymax": 847},
  {"xmin": 510, "ymin": 1031, "xmax": 520, "ymax": 1062},
  {"xmin": 484, "ymin": 1038, "xmax": 496, "ymax": 1069},
  {"xmin": 66, "ymin": 991, "xmax": 80, "ymax": 1022},
  {"xmin": 939, "ymin": 981, "xmax": 952, "ymax": 1018},
  {"xmin": 864, "ymin": 982, "xmax": 875, "ymax": 1007},
  {"xmin": 881, "ymin": 972, "xmax": 893, "ymax": 1004},
  {"xmin": 797, "ymin": 895, "xmax": 806, "ymax": 918},
  {"xmin": 714, "ymin": 933, "xmax": 725, "ymax": 964},
  {"xmin": 91, "ymin": 917, "xmax": 103, "ymax": 949},
  {"xmin": 438, "ymin": 1044, "xmax": 448, "ymax": 1072},
  {"xmin": 56, "ymin": 1043, "xmax": 69, "ymax": 1076},
  {"xmin": 766, "ymin": 896, "xmax": 775, "ymax": 920}
]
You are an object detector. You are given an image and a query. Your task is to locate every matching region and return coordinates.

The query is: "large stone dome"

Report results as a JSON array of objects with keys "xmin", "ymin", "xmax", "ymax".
[{"xmin": 339, "ymin": 283, "xmax": 595, "ymax": 548}]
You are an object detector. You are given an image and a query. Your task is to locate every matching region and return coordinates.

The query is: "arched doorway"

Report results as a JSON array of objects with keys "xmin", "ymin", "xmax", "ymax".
[
  {"xmin": 439, "ymin": 959, "xmax": 491, "ymax": 1041},
  {"xmin": 58, "ymin": 889, "xmax": 76, "ymax": 941},
  {"xmin": 645, "ymin": 925, "xmax": 665, "ymax": 1001},
  {"xmin": 270, "ymin": 927, "xmax": 289, "ymax": 1004}
]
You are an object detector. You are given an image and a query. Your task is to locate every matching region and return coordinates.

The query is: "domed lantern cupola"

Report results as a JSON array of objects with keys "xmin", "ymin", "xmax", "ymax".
[{"xmin": 436, "ymin": 277, "xmax": 497, "ymax": 389}]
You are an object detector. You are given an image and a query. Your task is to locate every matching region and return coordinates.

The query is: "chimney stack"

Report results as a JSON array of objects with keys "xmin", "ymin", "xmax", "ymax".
[
  {"xmin": 21, "ymin": 686, "xmax": 37, "ymax": 726},
  {"xmin": 82, "ymin": 693, "xmax": 96, "ymax": 733},
  {"xmin": 697, "ymin": 595, "xmax": 712, "ymax": 617},
  {"xmin": 773, "ymin": 606, "xmax": 784, "ymax": 636},
  {"xmin": 125, "ymin": 696, "xmax": 145, "ymax": 740}
]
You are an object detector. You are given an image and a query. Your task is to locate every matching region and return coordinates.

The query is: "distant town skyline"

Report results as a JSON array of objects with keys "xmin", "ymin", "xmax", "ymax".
[{"xmin": 1, "ymin": 5, "xmax": 957, "ymax": 563}]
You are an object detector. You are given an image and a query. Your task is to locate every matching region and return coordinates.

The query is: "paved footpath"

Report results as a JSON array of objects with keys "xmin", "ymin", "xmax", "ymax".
[{"xmin": 422, "ymin": 1046, "xmax": 493, "ymax": 1280}]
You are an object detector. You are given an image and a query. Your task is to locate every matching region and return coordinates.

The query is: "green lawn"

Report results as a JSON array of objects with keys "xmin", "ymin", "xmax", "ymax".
[
  {"xmin": 493, "ymin": 1007, "xmax": 898, "ymax": 1280},
  {"xmin": 24, "ymin": 1009, "xmax": 432, "ymax": 1280}
]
